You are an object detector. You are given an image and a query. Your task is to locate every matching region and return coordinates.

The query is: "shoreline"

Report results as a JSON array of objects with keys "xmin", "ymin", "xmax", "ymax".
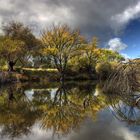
[{"xmin": 0, "ymin": 69, "xmax": 99, "ymax": 85}]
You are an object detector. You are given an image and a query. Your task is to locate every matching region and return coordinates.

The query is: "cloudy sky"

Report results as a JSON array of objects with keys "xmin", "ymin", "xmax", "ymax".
[{"xmin": 0, "ymin": 0, "xmax": 140, "ymax": 58}]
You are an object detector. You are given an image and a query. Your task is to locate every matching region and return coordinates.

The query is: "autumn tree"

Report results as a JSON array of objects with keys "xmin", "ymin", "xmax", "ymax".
[
  {"xmin": 0, "ymin": 36, "xmax": 25, "ymax": 71},
  {"xmin": 41, "ymin": 24, "xmax": 85, "ymax": 81},
  {"xmin": 82, "ymin": 37, "xmax": 100, "ymax": 72},
  {"xmin": 70, "ymin": 37, "xmax": 101, "ymax": 73},
  {"xmin": 2, "ymin": 21, "xmax": 39, "ymax": 67}
]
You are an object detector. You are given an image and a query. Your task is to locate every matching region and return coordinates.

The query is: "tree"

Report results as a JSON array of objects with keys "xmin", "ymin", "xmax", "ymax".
[
  {"xmin": 70, "ymin": 37, "xmax": 101, "ymax": 73},
  {"xmin": 82, "ymin": 37, "xmax": 101, "ymax": 72},
  {"xmin": 100, "ymin": 49, "xmax": 124, "ymax": 62},
  {"xmin": 2, "ymin": 21, "xmax": 39, "ymax": 67},
  {"xmin": 41, "ymin": 24, "xmax": 85, "ymax": 81},
  {"xmin": 0, "ymin": 37, "xmax": 25, "ymax": 71}
]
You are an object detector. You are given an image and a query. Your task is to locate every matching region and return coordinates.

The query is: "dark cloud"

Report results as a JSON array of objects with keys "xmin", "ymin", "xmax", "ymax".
[{"xmin": 0, "ymin": 0, "xmax": 140, "ymax": 42}]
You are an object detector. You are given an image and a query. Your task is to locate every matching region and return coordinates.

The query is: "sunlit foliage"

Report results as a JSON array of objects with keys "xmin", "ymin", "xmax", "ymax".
[
  {"xmin": 41, "ymin": 24, "xmax": 86, "ymax": 80},
  {"xmin": 0, "ymin": 37, "xmax": 25, "ymax": 62}
]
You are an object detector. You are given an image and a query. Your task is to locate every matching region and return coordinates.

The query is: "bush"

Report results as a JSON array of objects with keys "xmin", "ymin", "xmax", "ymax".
[
  {"xmin": 69, "ymin": 56, "xmax": 97, "ymax": 74},
  {"xmin": 96, "ymin": 62, "xmax": 115, "ymax": 80}
]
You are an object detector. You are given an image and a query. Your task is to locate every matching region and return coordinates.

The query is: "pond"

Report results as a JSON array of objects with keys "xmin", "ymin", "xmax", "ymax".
[{"xmin": 0, "ymin": 81, "xmax": 140, "ymax": 140}]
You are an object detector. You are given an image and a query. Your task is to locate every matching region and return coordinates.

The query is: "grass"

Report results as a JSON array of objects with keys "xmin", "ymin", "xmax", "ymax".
[
  {"xmin": 21, "ymin": 67, "xmax": 58, "ymax": 72},
  {"xmin": 0, "ymin": 66, "xmax": 59, "ymax": 83},
  {"xmin": 0, "ymin": 66, "xmax": 98, "ymax": 82},
  {"xmin": 0, "ymin": 65, "xmax": 8, "ymax": 71},
  {"xmin": 103, "ymin": 61, "xmax": 140, "ymax": 95},
  {"xmin": 15, "ymin": 67, "xmax": 60, "ymax": 81}
]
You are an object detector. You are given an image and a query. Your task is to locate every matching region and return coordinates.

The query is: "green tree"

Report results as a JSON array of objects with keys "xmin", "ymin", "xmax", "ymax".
[
  {"xmin": 100, "ymin": 49, "xmax": 124, "ymax": 62},
  {"xmin": 69, "ymin": 37, "xmax": 101, "ymax": 73},
  {"xmin": 82, "ymin": 37, "xmax": 100, "ymax": 72}
]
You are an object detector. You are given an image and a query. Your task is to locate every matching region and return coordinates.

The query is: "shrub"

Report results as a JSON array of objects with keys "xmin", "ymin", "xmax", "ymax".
[{"xmin": 96, "ymin": 62, "xmax": 114, "ymax": 80}]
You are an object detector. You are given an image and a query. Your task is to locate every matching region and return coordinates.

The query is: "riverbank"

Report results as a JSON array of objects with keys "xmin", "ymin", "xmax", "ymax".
[
  {"xmin": 0, "ymin": 71, "xmax": 29, "ymax": 84},
  {"xmin": 1, "ymin": 59, "xmax": 139, "ymax": 84},
  {"xmin": 0, "ymin": 67, "xmax": 98, "ymax": 84}
]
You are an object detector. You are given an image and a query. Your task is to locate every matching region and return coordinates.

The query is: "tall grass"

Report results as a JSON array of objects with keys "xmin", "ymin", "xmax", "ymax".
[{"xmin": 103, "ymin": 61, "xmax": 140, "ymax": 95}]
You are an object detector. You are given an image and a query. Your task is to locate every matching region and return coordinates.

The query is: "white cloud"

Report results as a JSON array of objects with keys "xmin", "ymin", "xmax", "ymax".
[
  {"xmin": 111, "ymin": 1, "xmax": 140, "ymax": 31},
  {"xmin": 121, "ymin": 53, "xmax": 130, "ymax": 59},
  {"xmin": 108, "ymin": 38, "xmax": 127, "ymax": 52},
  {"xmin": 121, "ymin": 53, "xmax": 130, "ymax": 62}
]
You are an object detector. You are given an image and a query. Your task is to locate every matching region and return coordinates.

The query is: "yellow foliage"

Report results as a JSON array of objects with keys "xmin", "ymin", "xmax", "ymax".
[{"xmin": 0, "ymin": 37, "xmax": 25, "ymax": 61}]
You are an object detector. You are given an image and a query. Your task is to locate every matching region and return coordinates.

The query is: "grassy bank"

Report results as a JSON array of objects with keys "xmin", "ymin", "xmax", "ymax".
[
  {"xmin": 17, "ymin": 67, "xmax": 98, "ymax": 81},
  {"xmin": 0, "ymin": 67, "xmax": 98, "ymax": 84},
  {"xmin": 0, "ymin": 71, "xmax": 29, "ymax": 84},
  {"xmin": 0, "ymin": 59, "xmax": 139, "ymax": 85},
  {"xmin": 18, "ymin": 68, "xmax": 59, "ymax": 82}
]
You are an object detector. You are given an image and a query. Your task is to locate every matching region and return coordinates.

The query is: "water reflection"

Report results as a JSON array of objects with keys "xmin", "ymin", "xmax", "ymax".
[
  {"xmin": 0, "ymin": 85, "xmax": 40, "ymax": 139},
  {"xmin": 0, "ymin": 82, "xmax": 139, "ymax": 140},
  {"xmin": 108, "ymin": 93, "xmax": 140, "ymax": 125}
]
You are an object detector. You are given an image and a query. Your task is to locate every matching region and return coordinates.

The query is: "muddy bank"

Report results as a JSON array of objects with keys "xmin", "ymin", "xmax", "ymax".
[{"xmin": 0, "ymin": 71, "xmax": 29, "ymax": 84}]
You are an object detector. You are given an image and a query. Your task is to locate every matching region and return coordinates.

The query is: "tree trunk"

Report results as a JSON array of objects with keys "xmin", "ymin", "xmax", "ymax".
[
  {"xmin": 8, "ymin": 61, "xmax": 15, "ymax": 72},
  {"xmin": 60, "ymin": 72, "xmax": 65, "ymax": 82},
  {"xmin": 87, "ymin": 65, "xmax": 93, "ymax": 78}
]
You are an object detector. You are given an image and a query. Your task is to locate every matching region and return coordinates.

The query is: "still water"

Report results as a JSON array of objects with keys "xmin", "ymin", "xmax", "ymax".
[{"xmin": 0, "ymin": 82, "xmax": 140, "ymax": 140}]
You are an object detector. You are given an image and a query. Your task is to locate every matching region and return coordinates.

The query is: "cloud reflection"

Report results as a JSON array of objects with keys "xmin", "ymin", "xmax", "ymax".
[{"xmin": 0, "ymin": 110, "xmax": 139, "ymax": 140}]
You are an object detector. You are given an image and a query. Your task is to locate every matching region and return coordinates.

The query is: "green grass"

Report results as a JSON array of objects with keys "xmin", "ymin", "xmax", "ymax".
[
  {"xmin": 21, "ymin": 67, "xmax": 58, "ymax": 72},
  {"xmin": 15, "ymin": 67, "xmax": 60, "ymax": 81},
  {"xmin": 0, "ymin": 65, "xmax": 8, "ymax": 71}
]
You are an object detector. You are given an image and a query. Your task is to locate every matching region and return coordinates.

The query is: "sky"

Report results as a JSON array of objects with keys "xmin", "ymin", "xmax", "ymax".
[{"xmin": 0, "ymin": 0, "xmax": 140, "ymax": 58}]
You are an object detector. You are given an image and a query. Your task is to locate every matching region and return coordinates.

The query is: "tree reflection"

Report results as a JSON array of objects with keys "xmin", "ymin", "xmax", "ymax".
[
  {"xmin": 106, "ymin": 93, "xmax": 140, "ymax": 125},
  {"xmin": 2, "ymin": 81, "xmax": 140, "ymax": 139},
  {"xmin": 0, "ymin": 84, "xmax": 40, "ymax": 139},
  {"xmin": 38, "ymin": 82, "xmax": 107, "ymax": 135}
]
